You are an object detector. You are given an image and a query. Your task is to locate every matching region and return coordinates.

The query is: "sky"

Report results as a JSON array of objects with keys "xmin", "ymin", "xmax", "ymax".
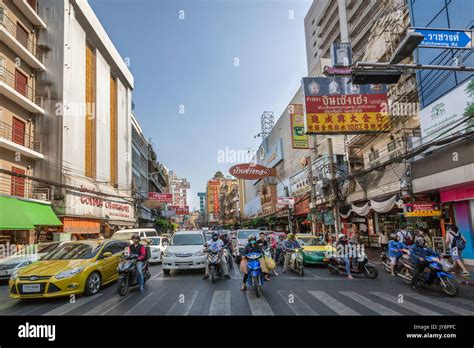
[{"xmin": 89, "ymin": 0, "xmax": 312, "ymax": 210}]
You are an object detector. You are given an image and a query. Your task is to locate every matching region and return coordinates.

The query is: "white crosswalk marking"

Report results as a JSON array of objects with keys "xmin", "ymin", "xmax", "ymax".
[
  {"xmin": 370, "ymin": 292, "xmax": 441, "ymax": 316},
  {"xmin": 403, "ymin": 293, "xmax": 474, "ymax": 316},
  {"xmin": 340, "ymin": 291, "xmax": 402, "ymax": 316},
  {"xmin": 209, "ymin": 290, "xmax": 231, "ymax": 315},
  {"xmin": 278, "ymin": 291, "xmax": 318, "ymax": 315},
  {"xmin": 85, "ymin": 293, "xmax": 132, "ymax": 316},
  {"xmin": 304, "ymin": 269, "xmax": 323, "ymax": 279},
  {"xmin": 42, "ymin": 294, "xmax": 103, "ymax": 316},
  {"xmin": 125, "ymin": 292, "xmax": 166, "ymax": 315},
  {"xmin": 167, "ymin": 291, "xmax": 198, "ymax": 315},
  {"xmin": 308, "ymin": 291, "xmax": 360, "ymax": 315},
  {"xmin": 246, "ymin": 291, "xmax": 274, "ymax": 316}
]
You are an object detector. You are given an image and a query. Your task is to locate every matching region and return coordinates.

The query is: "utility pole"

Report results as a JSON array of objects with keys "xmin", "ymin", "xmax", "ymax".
[
  {"xmin": 327, "ymin": 137, "xmax": 341, "ymax": 235},
  {"xmin": 337, "ymin": 0, "xmax": 349, "ymax": 43},
  {"xmin": 306, "ymin": 154, "xmax": 317, "ymax": 236}
]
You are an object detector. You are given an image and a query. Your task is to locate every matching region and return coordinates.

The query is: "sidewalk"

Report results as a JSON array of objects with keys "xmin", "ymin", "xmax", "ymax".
[{"xmin": 365, "ymin": 247, "xmax": 474, "ymax": 287}]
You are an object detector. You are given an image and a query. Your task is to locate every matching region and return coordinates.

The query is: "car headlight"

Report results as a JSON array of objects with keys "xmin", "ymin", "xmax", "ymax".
[
  {"xmin": 16, "ymin": 261, "xmax": 32, "ymax": 269},
  {"xmin": 163, "ymin": 251, "xmax": 174, "ymax": 257},
  {"xmin": 194, "ymin": 250, "xmax": 205, "ymax": 257},
  {"xmin": 55, "ymin": 266, "xmax": 85, "ymax": 280},
  {"xmin": 11, "ymin": 271, "xmax": 18, "ymax": 280}
]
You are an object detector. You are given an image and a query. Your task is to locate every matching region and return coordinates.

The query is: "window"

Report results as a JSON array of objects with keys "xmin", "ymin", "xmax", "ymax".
[
  {"xmin": 110, "ymin": 75, "xmax": 118, "ymax": 185},
  {"xmin": 11, "ymin": 167, "xmax": 25, "ymax": 197},
  {"xmin": 387, "ymin": 140, "xmax": 397, "ymax": 152},
  {"xmin": 15, "ymin": 69, "xmax": 28, "ymax": 97},
  {"xmin": 311, "ymin": 18, "xmax": 315, "ymax": 25},
  {"xmin": 0, "ymin": 6, "xmax": 6, "ymax": 26},
  {"xmin": 16, "ymin": 22, "xmax": 29, "ymax": 49},
  {"xmin": 368, "ymin": 150, "xmax": 379, "ymax": 162},
  {"xmin": 0, "ymin": 56, "xmax": 5, "ymax": 78},
  {"xmin": 12, "ymin": 117, "xmax": 25, "ymax": 146},
  {"xmin": 312, "ymin": 30, "xmax": 316, "ymax": 37}
]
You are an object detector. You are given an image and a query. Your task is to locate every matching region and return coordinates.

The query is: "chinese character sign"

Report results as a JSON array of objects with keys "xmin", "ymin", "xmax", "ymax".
[
  {"xmin": 289, "ymin": 104, "xmax": 309, "ymax": 149},
  {"xmin": 302, "ymin": 77, "xmax": 390, "ymax": 134}
]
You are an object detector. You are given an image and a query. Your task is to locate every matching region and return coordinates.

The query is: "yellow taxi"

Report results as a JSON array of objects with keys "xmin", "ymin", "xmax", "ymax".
[
  {"xmin": 296, "ymin": 234, "xmax": 336, "ymax": 265},
  {"xmin": 9, "ymin": 239, "xmax": 129, "ymax": 299}
]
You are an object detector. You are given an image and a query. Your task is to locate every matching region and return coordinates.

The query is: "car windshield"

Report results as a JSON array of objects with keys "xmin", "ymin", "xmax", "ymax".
[
  {"xmin": 14, "ymin": 243, "xmax": 59, "ymax": 257},
  {"xmin": 111, "ymin": 232, "xmax": 136, "ymax": 241},
  {"xmin": 150, "ymin": 238, "xmax": 161, "ymax": 246},
  {"xmin": 237, "ymin": 230, "xmax": 260, "ymax": 240},
  {"xmin": 42, "ymin": 243, "xmax": 103, "ymax": 260},
  {"xmin": 298, "ymin": 237, "xmax": 326, "ymax": 246},
  {"xmin": 171, "ymin": 234, "xmax": 204, "ymax": 246},
  {"xmin": 144, "ymin": 231, "xmax": 158, "ymax": 237}
]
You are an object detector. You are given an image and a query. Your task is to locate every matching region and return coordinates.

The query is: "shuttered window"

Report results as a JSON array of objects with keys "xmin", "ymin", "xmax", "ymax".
[
  {"xmin": 110, "ymin": 75, "xmax": 118, "ymax": 185},
  {"xmin": 16, "ymin": 23, "xmax": 29, "ymax": 49},
  {"xmin": 15, "ymin": 69, "xmax": 28, "ymax": 97},
  {"xmin": 11, "ymin": 167, "xmax": 25, "ymax": 197},
  {"xmin": 12, "ymin": 117, "xmax": 25, "ymax": 146},
  {"xmin": 85, "ymin": 44, "xmax": 96, "ymax": 179}
]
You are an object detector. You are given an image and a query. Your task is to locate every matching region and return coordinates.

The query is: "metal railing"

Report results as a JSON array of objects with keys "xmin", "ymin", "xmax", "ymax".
[
  {"xmin": 0, "ymin": 66, "xmax": 41, "ymax": 107},
  {"xmin": 0, "ymin": 120, "xmax": 41, "ymax": 153},
  {"xmin": 0, "ymin": 173, "xmax": 50, "ymax": 201},
  {"xmin": 0, "ymin": 11, "xmax": 43, "ymax": 62}
]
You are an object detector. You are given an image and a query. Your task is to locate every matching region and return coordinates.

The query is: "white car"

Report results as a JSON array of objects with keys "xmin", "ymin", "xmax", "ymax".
[
  {"xmin": 146, "ymin": 236, "xmax": 170, "ymax": 264},
  {"xmin": 111, "ymin": 228, "xmax": 159, "ymax": 243},
  {"xmin": 0, "ymin": 242, "xmax": 62, "ymax": 280},
  {"xmin": 162, "ymin": 230, "xmax": 207, "ymax": 275}
]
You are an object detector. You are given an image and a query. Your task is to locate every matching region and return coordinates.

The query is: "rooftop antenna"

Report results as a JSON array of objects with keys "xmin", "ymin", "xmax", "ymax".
[{"xmin": 254, "ymin": 111, "xmax": 274, "ymax": 139}]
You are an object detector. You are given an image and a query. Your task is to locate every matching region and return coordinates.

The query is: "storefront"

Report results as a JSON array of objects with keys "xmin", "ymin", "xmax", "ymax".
[
  {"xmin": 292, "ymin": 194, "xmax": 311, "ymax": 234},
  {"xmin": 0, "ymin": 196, "xmax": 62, "ymax": 256}
]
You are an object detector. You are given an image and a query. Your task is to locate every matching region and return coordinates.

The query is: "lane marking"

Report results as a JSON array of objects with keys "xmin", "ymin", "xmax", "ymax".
[
  {"xmin": 85, "ymin": 293, "xmax": 130, "ymax": 316},
  {"xmin": 42, "ymin": 294, "xmax": 103, "ymax": 316},
  {"xmin": 246, "ymin": 290, "xmax": 274, "ymax": 316},
  {"xmin": 150, "ymin": 271, "xmax": 163, "ymax": 280},
  {"xmin": 277, "ymin": 291, "xmax": 318, "ymax": 315},
  {"xmin": 370, "ymin": 291, "xmax": 441, "ymax": 316},
  {"xmin": 308, "ymin": 291, "xmax": 360, "ymax": 316},
  {"xmin": 403, "ymin": 293, "xmax": 474, "ymax": 316},
  {"xmin": 167, "ymin": 291, "xmax": 198, "ymax": 316},
  {"xmin": 340, "ymin": 291, "xmax": 402, "ymax": 316},
  {"xmin": 209, "ymin": 290, "xmax": 231, "ymax": 316},
  {"xmin": 303, "ymin": 269, "xmax": 323, "ymax": 279},
  {"xmin": 125, "ymin": 292, "xmax": 166, "ymax": 315}
]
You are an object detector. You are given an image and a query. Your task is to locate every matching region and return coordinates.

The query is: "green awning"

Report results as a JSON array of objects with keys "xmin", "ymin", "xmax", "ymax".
[{"xmin": 0, "ymin": 196, "xmax": 62, "ymax": 230}]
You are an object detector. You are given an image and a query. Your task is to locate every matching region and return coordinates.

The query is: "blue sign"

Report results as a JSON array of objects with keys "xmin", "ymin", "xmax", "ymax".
[{"xmin": 414, "ymin": 28, "xmax": 472, "ymax": 49}]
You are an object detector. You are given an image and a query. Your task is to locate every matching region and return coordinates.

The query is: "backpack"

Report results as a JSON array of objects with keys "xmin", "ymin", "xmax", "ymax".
[
  {"xmin": 400, "ymin": 230, "xmax": 412, "ymax": 245},
  {"xmin": 450, "ymin": 232, "xmax": 466, "ymax": 251},
  {"xmin": 143, "ymin": 244, "xmax": 151, "ymax": 260}
]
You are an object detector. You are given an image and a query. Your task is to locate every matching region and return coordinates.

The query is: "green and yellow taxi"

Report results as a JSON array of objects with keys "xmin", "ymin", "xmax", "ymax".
[{"xmin": 296, "ymin": 234, "xmax": 336, "ymax": 265}]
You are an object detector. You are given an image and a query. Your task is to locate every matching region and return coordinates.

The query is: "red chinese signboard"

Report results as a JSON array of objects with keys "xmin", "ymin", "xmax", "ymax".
[
  {"xmin": 302, "ymin": 77, "xmax": 390, "ymax": 134},
  {"xmin": 229, "ymin": 163, "xmax": 275, "ymax": 180},
  {"xmin": 148, "ymin": 192, "xmax": 173, "ymax": 203},
  {"xmin": 168, "ymin": 206, "xmax": 189, "ymax": 215}
]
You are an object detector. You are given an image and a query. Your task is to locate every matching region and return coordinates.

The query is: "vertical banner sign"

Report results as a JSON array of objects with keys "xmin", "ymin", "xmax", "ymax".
[
  {"xmin": 213, "ymin": 187, "xmax": 219, "ymax": 216},
  {"xmin": 303, "ymin": 77, "xmax": 390, "ymax": 134},
  {"xmin": 290, "ymin": 104, "xmax": 309, "ymax": 149}
]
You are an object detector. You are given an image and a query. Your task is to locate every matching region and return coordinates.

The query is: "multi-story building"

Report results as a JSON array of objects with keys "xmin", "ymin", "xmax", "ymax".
[
  {"xmin": 407, "ymin": 0, "xmax": 474, "ymax": 263},
  {"xmin": 33, "ymin": 0, "xmax": 135, "ymax": 237},
  {"xmin": 0, "ymin": 0, "xmax": 61, "ymax": 246},
  {"xmin": 168, "ymin": 170, "xmax": 188, "ymax": 208}
]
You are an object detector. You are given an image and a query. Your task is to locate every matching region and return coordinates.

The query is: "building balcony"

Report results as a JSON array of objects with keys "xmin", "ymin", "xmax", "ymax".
[
  {"xmin": 12, "ymin": 0, "xmax": 47, "ymax": 29},
  {"xmin": 0, "ymin": 12, "xmax": 45, "ymax": 70},
  {"xmin": 0, "ymin": 120, "xmax": 43, "ymax": 159},
  {"xmin": 0, "ymin": 172, "xmax": 50, "ymax": 200},
  {"xmin": 0, "ymin": 67, "xmax": 44, "ymax": 114}
]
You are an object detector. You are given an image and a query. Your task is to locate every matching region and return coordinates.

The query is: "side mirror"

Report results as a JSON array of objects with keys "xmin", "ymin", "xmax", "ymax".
[{"xmin": 102, "ymin": 251, "xmax": 113, "ymax": 258}]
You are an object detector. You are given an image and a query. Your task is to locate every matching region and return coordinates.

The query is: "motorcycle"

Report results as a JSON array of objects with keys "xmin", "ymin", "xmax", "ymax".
[
  {"xmin": 327, "ymin": 251, "xmax": 378, "ymax": 279},
  {"xmin": 246, "ymin": 252, "xmax": 264, "ymax": 297},
  {"xmin": 285, "ymin": 248, "xmax": 304, "ymax": 276},
  {"xmin": 398, "ymin": 254, "xmax": 459, "ymax": 297},
  {"xmin": 207, "ymin": 249, "xmax": 224, "ymax": 283},
  {"xmin": 223, "ymin": 244, "xmax": 234, "ymax": 270},
  {"xmin": 117, "ymin": 254, "xmax": 151, "ymax": 296},
  {"xmin": 380, "ymin": 249, "xmax": 408, "ymax": 274}
]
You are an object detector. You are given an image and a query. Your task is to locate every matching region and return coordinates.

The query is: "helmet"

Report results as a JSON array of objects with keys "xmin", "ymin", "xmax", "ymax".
[
  {"xmin": 414, "ymin": 236, "xmax": 425, "ymax": 247},
  {"xmin": 390, "ymin": 233, "xmax": 398, "ymax": 241},
  {"xmin": 212, "ymin": 233, "xmax": 219, "ymax": 241},
  {"xmin": 131, "ymin": 234, "xmax": 140, "ymax": 241},
  {"xmin": 338, "ymin": 233, "xmax": 346, "ymax": 240},
  {"xmin": 248, "ymin": 235, "xmax": 256, "ymax": 242}
]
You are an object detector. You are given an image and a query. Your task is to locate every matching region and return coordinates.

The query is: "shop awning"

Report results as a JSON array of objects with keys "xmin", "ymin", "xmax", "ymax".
[{"xmin": 0, "ymin": 196, "xmax": 62, "ymax": 230}]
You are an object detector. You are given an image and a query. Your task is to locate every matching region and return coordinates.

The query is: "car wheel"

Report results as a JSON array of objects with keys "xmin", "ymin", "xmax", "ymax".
[
  {"xmin": 84, "ymin": 272, "xmax": 101, "ymax": 296},
  {"xmin": 163, "ymin": 269, "xmax": 170, "ymax": 276}
]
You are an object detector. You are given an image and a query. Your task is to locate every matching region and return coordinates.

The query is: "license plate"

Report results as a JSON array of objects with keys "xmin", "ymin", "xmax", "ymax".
[
  {"xmin": 0, "ymin": 271, "xmax": 7, "ymax": 277},
  {"xmin": 177, "ymin": 264, "xmax": 190, "ymax": 269},
  {"xmin": 22, "ymin": 284, "xmax": 41, "ymax": 293}
]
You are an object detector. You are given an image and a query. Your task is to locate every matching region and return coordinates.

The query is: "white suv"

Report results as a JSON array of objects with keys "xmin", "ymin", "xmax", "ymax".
[{"xmin": 162, "ymin": 230, "xmax": 206, "ymax": 275}]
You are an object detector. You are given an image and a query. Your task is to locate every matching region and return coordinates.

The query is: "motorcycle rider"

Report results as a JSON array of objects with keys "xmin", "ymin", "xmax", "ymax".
[
  {"xmin": 240, "ymin": 235, "xmax": 269, "ymax": 291},
  {"xmin": 203, "ymin": 232, "xmax": 231, "ymax": 280},
  {"xmin": 336, "ymin": 233, "xmax": 353, "ymax": 280},
  {"xmin": 410, "ymin": 236, "xmax": 439, "ymax": 291},
  {"xmin": 388, "ymin": 233, "xmax": 407, "ymax": 276},
  {"xmin": 128, "ymin": 234, "xmax": 147, "ymax": 292},
  {"xmin": 282, "ymin": 233, "xmax": 301, "ymax": 273}
]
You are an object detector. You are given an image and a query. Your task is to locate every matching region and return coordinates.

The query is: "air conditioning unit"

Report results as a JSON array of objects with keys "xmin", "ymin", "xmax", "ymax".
[{"xmin": 32, "ymin": 193, "xmax": 48, "ymax": 201}]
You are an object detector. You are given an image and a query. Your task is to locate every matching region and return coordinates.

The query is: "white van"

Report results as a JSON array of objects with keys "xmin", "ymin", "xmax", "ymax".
[{"xmin": 111, "ymin": 228, "xmax": 159, "ymax": 242}]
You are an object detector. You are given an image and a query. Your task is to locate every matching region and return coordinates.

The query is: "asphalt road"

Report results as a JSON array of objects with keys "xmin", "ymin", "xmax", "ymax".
[{"xmin": 1, "ymin": 261, "xmax": 474, "ymax": 316}]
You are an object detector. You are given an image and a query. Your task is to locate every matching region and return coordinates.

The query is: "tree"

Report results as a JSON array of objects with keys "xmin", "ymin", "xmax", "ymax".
[{"xmin": 464, "ymin": 79, "xmax": 474, "ymax": 132}]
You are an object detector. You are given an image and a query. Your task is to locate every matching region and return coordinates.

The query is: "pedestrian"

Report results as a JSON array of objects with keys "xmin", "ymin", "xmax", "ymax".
[
  {"xmin": 396, "ymin": 226, "xmax": 412, "ymax": 245},
  {"xmin": 445, "ymin": 225, "xmax": 470, "ymax": 277},
  {"xmin": 378, "ymin": 230, "xmax": 389, "ymax": 251}
]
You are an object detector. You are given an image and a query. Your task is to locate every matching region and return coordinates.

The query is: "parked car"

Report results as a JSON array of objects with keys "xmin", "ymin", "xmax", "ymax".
[
  {"xmin": 111, "ymin": 228, "xmax": 159, "ymax": 243},
  {"xmin": 145, "ymin": 236, "xmax": 170, "ymax": 264},
  {"xmin": 296, "ymin": 234, "xmax": 336, "ymax": 265},
  {"xmin": 233, "ymin": 229, "xmax": 262, "ymax": 263},
  {"xmin": 162, "ymin": 231, "xmax": 207, "ymax": 275},
  {"xmin": 9, "ymin": 240, "xmax": 129, "ymax": 298},
  {"xmin": 0, "ymin": 242, "xmax": 62, "ymax": 280}
]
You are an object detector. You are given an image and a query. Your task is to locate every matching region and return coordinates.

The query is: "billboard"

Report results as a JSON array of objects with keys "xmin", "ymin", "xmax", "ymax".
[
  {"xmin": 404, "ymin": 202, "xmax": 441, "ymax": 217},
  {"xmin": 148, "ymin": 192, "xmax": 173, "ymax": 203},
  {"xmin": 168, "ymin": 206, "xmax": 189, "ymax": 215},
  {"xmin": 302, "ymin": 77, "xmax": 390, "ymax": 134},
  {"xmin": 289, "ymin": 104, "xmax": 309, "ymax": 149},
  {"xmin": 229, "ymin": 163, "xmax": 275, "ymax": 180}
]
